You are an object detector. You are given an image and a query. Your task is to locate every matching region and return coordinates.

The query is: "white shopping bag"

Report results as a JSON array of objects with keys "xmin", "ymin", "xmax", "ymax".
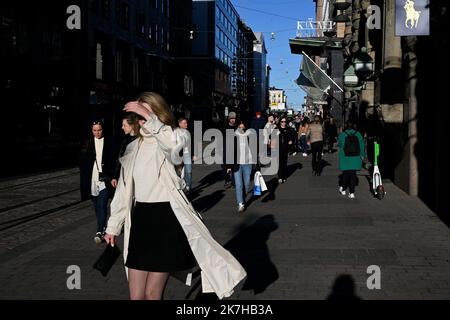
[
  {"xmin": 259, "ymin": 172, "xmax": 267, "ymax": 192},
  {"xmin": 253, "ymin": 171, "xmax": 262, "ymax": 196},
  {"xmin": 253, "ymin": 171, "xmax": 267, "ymax": 195}
]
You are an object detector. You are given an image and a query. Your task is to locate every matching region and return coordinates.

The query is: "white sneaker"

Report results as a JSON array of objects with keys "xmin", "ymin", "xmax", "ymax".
[
  {"xmin": 302, "ymin": 153, "xmax": 307, "ymax": 157},
  {"xmin": 339, "ymin": 187, "xmax": 346, "ymax": 196},
  {"xmin": 238, "ymin": 203, "xmax": 245, "ymax": 212},
  {"xmin": 278, "ymin": 179, "xmax": 283, "ymax": 184},
  {"xmin": 292, "ymin": 152, "xmax": 297, "ymax": 156},
  {"xmin": 348, "ymin": 193, "xmax": 355, "ymax": 199}
]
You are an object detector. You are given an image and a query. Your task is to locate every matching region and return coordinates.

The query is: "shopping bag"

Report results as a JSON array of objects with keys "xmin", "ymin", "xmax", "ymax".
[
  {"xmin": 253, "ymin": 171, "xmax": 262, "ymax": 196},
  {"xmin": 259, "ymin": 172, "xmax": 268, "ymax": 192}
]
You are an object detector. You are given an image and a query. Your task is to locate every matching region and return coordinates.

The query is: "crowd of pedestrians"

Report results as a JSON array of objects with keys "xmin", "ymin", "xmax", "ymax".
[{"xmin": 79, "ymin": 92, "xmax": 375, "ymax": 300}]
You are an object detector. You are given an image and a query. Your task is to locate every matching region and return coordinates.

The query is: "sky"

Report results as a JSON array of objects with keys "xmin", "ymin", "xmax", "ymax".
[{"xmin": 230, "ymin": 0, "xmax": 316, "ymax": 111}]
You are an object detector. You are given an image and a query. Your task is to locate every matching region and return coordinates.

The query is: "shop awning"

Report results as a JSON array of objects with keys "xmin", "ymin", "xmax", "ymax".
[{"xmin": 289, "ymin": 37, "xmax": 342, "ymax": 56}]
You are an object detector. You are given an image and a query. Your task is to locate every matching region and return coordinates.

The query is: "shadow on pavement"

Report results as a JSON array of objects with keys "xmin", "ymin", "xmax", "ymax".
[
  {"xmin": 191, "ymin": 190, "xmax": 225, "ymax": 214},
  {"xmin": 326, "ymin": 274, "xmax": 362, "ymax": 300},
  {"xmin": 186, "ymin": 214, "xmax": 279, "ymax": 300},
  {"xmin": 317, "ymin": 160, "xmax": 331, "ymax": 176},
  {"xmin": 286, "ymin": 162, "xmax": 303, "ymax": 179},
  {"xmin": 260, "ymin": 178, "xmax": 279, "ymax": 203},
  {"xmin": 189, "ymin": 170, "xmax": 223, "ymax": 201}
]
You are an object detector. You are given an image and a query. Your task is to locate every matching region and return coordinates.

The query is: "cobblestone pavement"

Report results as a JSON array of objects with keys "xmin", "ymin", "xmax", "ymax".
[{"xmin": 1, "ymin": 152, "xmax": 450, "ymax": 300}]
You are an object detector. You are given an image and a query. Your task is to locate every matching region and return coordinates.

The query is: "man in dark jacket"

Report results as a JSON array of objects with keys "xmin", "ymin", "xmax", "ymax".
[
  {"xmin": 79, "ymin": 120, "xmax": 118, "ymax": 243},
  {"xmin": 222, "ymin": 112, "xmax": 238, "ymax": 188},
  {"xmin": 250, "ymin": 111, "xmax": 267, "ymax": 169}
]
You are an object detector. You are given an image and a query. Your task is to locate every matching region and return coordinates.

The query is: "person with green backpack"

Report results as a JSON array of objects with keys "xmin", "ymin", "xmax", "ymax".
[{"xmin": 337, "ymin": 120, "xmax": 365, "ymax": 199}]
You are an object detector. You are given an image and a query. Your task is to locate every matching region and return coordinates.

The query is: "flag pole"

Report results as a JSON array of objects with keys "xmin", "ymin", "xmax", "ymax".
[{"xmin": 302, "ymin": 51, "xmax": 344, "ymax": 92}]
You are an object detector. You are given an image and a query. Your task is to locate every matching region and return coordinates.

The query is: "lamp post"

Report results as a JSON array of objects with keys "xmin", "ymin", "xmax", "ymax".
[
  {"xmin": 354, "ymin": 47, "xmax": 374, "ymax": 74},
  {"xmin": 344, "ymin": 65, "xmax": 359, "ymax": 87},
  {"xmin": 333, "ymin": 0, "xmax": 351, "ymax": 23}
]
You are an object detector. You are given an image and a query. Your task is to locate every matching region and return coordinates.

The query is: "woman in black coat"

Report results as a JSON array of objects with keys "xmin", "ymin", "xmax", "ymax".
[
  {"xmin": 79, "ymin": 120, "xmax": 118, "ymax": 244},
  {"xmin": 277, "ymin": 117, "xmax": 293, "ymax": 183}
]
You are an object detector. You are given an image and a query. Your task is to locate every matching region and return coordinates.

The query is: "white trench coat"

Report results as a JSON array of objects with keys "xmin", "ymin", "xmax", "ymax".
[{"xmin": 105, "ymin": 116, "xmax": 247, "ymax": 299}]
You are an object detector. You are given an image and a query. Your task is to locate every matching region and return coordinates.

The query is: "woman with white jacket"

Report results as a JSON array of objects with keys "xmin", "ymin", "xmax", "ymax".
[{"xmin": 104, "ymin": 92, "xmax": 246, "ymax": 300}]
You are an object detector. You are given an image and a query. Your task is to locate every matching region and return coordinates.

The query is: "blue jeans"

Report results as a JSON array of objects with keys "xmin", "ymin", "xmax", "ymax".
[
  {"xmin": 233, "ymin": 164, "xmax": 252, "ymax": 205},
  {"xmin": 92, "ymin": 188, "xmax": 109, "ymax": 233},
  {"xmin": 300, "ymin": 135, "xmax": 309, "ymax": 152},
  {"xmin": 184, "ymin": 163, "xmax": 192, "ymax": 190}
]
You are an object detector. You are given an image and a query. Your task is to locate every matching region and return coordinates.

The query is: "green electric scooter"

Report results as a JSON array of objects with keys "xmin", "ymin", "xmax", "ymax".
[{"xmin": 372, "ymin": 141, "xmax": 385, "ymax": 200}]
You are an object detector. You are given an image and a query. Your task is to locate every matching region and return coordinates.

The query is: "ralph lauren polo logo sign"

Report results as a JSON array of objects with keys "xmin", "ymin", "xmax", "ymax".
[{"xmin": 395, "ymin": 0, "xmax": 429, "ymax": 36}]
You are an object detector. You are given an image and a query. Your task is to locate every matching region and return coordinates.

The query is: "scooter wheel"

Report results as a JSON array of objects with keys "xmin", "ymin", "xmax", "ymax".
[{"xmin": 376, "ymin": 185, "xmax": 385, "ymax": 200}]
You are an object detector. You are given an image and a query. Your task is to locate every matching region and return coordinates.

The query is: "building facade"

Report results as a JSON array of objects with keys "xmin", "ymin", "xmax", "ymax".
[
  {"xmin": 269, "ymin": 88, "xmax": 287, "ymax": 112},
  {"xmin": 0, "ymin": 0, "xmax": 193, "ymax": 176},
  {"xmin": 191, "ymin": 0, "xmax": 258, "ymax": 127},
  {"xmin": 253, "ymin": 32, "xmax": 268, "ymax": 114}
]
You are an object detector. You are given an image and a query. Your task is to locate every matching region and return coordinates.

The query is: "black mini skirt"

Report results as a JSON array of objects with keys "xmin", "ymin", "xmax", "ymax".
[{"xmin": 125, "ymin": 201, "xmax": 197, "ymax": 272}]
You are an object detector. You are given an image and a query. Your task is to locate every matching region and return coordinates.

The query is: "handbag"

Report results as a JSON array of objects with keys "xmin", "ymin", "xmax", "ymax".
[
  {"xmin": 95, "ymin": 159, "xmax": 111, "ymax": 182},
  {"xmin": 93, "ymin": 244, "xmax": 121, "ymax": 277}
]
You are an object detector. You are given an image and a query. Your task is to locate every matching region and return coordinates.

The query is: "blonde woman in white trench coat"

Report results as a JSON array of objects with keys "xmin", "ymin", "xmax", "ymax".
[{"xmin": 104, "ymin": 92, "xmax": 246, "ymax": 300}]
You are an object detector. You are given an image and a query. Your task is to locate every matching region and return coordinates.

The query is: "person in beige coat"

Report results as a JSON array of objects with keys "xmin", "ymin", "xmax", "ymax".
[{"xmin": 104, "ymin": 92, "xmax": 246, "ymax": 300}]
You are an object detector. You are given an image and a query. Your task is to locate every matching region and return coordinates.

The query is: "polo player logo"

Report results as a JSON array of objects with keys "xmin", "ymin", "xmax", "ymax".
[{"xmin": 404, "ymin": 0, "xmax": 421, "ymax": 29}]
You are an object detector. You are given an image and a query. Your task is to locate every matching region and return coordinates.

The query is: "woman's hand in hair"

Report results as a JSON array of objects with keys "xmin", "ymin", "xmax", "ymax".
[{"xmin": 124, "ymin": 101, "xmax": 151, "ymax": 121}]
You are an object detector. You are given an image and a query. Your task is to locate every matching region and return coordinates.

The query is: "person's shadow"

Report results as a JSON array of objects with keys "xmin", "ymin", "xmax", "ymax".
[
  {"xmin": 188, "ymin": 214, "xmax": 279, "ymax": 300},
  {"xmin": 317, "ymin": 160, "xmax": 331, "ymax": 176},
  {"xmin": 326, "ymin": 275, "xmax": 361, "ymax": 300},
  {"xmin": 189, "ymin": 170, "xmax": 223, "ymax": 201},
  {"xmin": 225, "ymin": 214, "xmax": 279, "ymax": 295},
  {"xmin": 191, "ymin": 190, "xmax": 225, "ymax": 214}
]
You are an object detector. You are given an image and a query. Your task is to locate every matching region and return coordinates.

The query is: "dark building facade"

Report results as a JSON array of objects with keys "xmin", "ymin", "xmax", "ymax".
[
  {"xmin": 0, "ymin": 0, "xmax": 193, "ymax": 177},
  {"xmin": 191, "ymin": 0, "xmax": 257, "ymax": 128}
]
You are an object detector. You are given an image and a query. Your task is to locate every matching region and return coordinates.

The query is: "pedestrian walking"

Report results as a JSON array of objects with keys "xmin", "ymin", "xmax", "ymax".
[
  {"xmin": 324, "ymin": 116, "xmax": 338, "ymax": 153},
  {"xmin": 104, "ymin": 92, "xmax": 246, "ymax": 300},
  {"xmin": 277, "ymin": 117, "xmax": 293, "ymax": 183},
  {"xmin": 337, "ymin": 120, "xmax": 365, "ymax": 199},
  {"xmin": 234, "ymin": 120, "xmax": 255, "ymax": 212},
  {"xmin": 114, "ymin": 113, "xmax": 143, "ymax": 180},
  {"xmin": 79, "ymin": 120, "xmax": 118, "ymax": 244},
  {"xmin": 174, "ymin": 118, "xmax": 193, "ymax": 193},
  {"xmin": 298, "ymin": 117, "xmax": 310, "ymax": 156},
  {"xmin": 307, "ymin": 115, "xmax": 324, "ymax": 175},
  {"xmin": 222, "ymin": 112, "xmax": 237, "ymax": 188}
]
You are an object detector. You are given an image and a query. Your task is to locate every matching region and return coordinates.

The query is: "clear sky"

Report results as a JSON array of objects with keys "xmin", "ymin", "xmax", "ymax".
[{"xmin": 231, "ymin": 0, "xmax": 316, "ymax": 111}]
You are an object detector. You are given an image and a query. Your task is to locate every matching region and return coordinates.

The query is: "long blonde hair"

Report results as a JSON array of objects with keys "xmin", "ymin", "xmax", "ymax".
[{"xmin": 137, "ymin": 92, "xmax": 176, "ymax": 128}]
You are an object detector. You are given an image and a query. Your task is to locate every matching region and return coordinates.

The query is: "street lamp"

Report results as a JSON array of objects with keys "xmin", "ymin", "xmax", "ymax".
[
  {"xmin": 344, "ymin": 65, "xmax": 359, "ymax": 86},
  {"xmin": 354, "ymin": 47, "xmax": 374, "ymax": 73},
  {"xmin": 333, "ymin": 0, "xmax": 351, "ymax": 23}
]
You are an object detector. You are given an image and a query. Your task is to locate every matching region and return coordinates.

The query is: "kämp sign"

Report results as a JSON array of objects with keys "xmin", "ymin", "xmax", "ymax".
[{"xmin": 395, "ymin": 0, "xmax": 430, "ymax": 36}]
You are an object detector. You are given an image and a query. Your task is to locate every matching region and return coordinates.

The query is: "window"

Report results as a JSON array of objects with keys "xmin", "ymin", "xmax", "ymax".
[
  {"xmin": 115, "ymin": 50, "xmax": 122, "ymax": 82},
  {"xmin": 100, "ymin": 0, "xmax": 110, "ymax": 19},
  {"xmin": 166, "ymin": 30, "xmax": 169, "ymax": 51},
  {"xmin": 155, "ymin": 24, "xmax": 158, "ymax": 44},
  {"xmin": 137, "ymin": 13, "xmax": 145, "ymax": 37},
  {"xmin": 121, "ymin": 3, "xmax": 130, "ymax": 30},
  {"xmin": 161, "ymin": 26, "xmax": 164, "ymax": 49},
  {"xmin": 96, "ymin": 43, "xmax": 103, "ymax": 79},
  {"xmin": 133, "ymin": 58, "xmax": 139, "ymax": 86}
]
